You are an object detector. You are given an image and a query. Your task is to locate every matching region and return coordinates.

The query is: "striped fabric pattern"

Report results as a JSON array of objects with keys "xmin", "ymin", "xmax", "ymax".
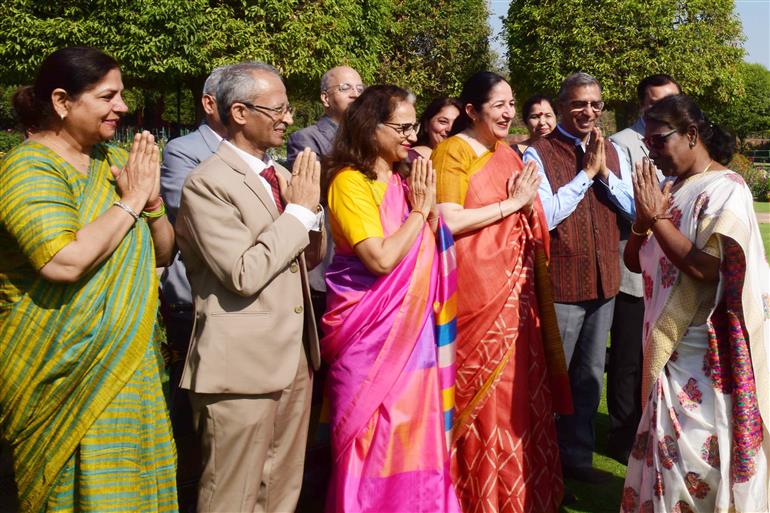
[
  {"xmin": 434, "ymin": 218, "xmax": 458, "ymax": 448},
  {"xmin": 0, "ymin": 141, "xmax": 176, "ymax": 512}
]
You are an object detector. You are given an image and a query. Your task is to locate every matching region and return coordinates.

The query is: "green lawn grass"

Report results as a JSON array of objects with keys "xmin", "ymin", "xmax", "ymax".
[
  {"xmin": 754, "ymin": 201, "xmax": 770, "ymax": 214},
  {"xmin": 760, "ymin": 223, "xmax": 770, "ymax": 256}
]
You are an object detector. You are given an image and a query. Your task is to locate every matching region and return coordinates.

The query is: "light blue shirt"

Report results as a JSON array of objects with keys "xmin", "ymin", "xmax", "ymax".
[{"xmin": 523, "ymin": 124, "xmax": 635, "ymax": 230}]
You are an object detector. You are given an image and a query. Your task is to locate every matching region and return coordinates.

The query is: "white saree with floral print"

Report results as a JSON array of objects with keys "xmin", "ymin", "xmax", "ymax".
[{"xmin": 621, "ymin": 170, "xmax": 770, "ymax": 513}]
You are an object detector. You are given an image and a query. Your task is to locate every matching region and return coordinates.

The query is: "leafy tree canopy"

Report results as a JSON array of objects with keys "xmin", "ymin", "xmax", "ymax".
[
  {"xmin": 504, "ymin": 0, "xmax": 745, "ymax": 126},
  {"xmin": 0, "ymin": 0, "xmax": 489, "ymax": 110},
  {"xmin": 710, "ymin": 62, "xmax": 770, "ymax": 144}
]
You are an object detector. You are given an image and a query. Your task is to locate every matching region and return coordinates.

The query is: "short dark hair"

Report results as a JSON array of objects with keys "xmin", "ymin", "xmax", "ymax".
[
  {"xmin": 451, "ymin": 71, "xmax": 508, "ymax": 135},
  {"xmin": 644, "ymin": 94, "xmax": 735, "ymax": 165},
  {"xmin": 636, "ymin": 74, "xmax": 681, "ymax": 105},
  {"xmin": 521, "ymin": 94, "xmax": 557, "ymax": 123},
  {"xmin": 12, "ymin": 47, "xmax": 119, "ymax": 131},
  {"xmin": 325, "ymin": 85, "xmax": 411, "ymax": 184},
  {"xmin": 415, "ymin": 96, "xmax": 462, "ymax": 147}
]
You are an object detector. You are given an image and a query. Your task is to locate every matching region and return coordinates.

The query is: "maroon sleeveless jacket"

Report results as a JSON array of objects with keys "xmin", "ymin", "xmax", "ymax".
[{"xmin": 531, "ymin": 129, "xmax": 622, "ymax": 302}]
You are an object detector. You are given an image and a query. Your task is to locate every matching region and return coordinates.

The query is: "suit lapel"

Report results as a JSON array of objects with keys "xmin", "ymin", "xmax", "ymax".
[{"xmin": 216, "ymin": 143, "xmax": 280, "ymax": 219}]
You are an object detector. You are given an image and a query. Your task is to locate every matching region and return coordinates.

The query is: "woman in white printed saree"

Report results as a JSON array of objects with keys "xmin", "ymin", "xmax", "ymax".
[{"xmin": 622, "ymin": 94, "xmax": 769, "ymax": 513}]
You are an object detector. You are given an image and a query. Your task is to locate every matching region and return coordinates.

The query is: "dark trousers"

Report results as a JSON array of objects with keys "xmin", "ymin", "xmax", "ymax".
[
  {"xmin": 607, "ymin": 292, "xmax": 644, "ymax": 463},
  {"xmin": 162, "ymin": 309, "xmax": 198, "ymax": 513},
  {"xmin": 296, "ymin": 289, "xmax": 331, "ymax": 512},
  {"xmin": 555, "ymin": 297, "xmax": 615, "ymax": 469}
]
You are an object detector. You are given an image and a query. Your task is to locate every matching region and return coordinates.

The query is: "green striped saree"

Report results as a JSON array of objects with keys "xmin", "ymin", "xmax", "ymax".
[{"xmin": 0, "ymin": 141, "xmax": 176, "ymax": 512}]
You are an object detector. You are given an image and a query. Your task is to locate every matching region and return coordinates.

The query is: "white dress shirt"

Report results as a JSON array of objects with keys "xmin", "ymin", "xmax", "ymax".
[
  {"xmin": 224, "ymin": 141, "xmax": 322, "ymax": 231},
  {"xmin": 523, "ymin": 124, "xmax": 635, "ymax": 230}
]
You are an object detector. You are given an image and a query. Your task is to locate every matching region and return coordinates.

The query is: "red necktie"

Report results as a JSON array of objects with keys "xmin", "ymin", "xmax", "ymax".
[{"xmin": 260, "ymin": 166, "xmax": 284, "ymax": 213}]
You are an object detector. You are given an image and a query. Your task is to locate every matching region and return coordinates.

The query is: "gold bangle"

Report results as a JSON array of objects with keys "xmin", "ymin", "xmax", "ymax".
[
  {"xmin": 410, "ymin": 210, "xmax": 426, "ymax": 222},
  {"xmin": 631, "ymin": 223, "xmax": 651, "ymax": 237}
]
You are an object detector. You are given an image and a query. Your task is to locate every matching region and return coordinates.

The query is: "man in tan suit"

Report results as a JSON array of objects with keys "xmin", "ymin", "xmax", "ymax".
[{"xmin": 175, "ymin": 62, "xmax": 325, "ymax": 513}]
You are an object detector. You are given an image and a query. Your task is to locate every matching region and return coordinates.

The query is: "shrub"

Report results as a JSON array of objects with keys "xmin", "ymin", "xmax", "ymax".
[
  {"xmin": 0, "ymin": 130, "xmax": 23, "ymax": 154},
  {"xmin": 730, "ymin": 153, "xmax": 769, "ymax": 200}
]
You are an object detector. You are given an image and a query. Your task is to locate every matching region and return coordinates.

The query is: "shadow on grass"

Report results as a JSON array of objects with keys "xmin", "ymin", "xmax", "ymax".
[{"xmin": 561, "ymin": 401, "xmax": 627, "ymax": 513}]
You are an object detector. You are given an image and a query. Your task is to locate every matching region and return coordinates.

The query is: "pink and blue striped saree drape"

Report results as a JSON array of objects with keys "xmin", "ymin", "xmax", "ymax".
[{"xmin": 321, "ymin": 173, "xmax": 459, "ymax": 512}]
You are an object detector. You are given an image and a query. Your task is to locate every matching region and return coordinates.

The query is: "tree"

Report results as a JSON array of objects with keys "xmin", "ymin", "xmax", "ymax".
[
  {"xmin": 504, "ymin": 0, "xmax": 745, "ymax": 128},
  {"xmin": 0, "ymin": 0, "xmax": 491, "ymax": 125},
  {"xmin": 374, "ymin": 0, "xmax": 491, "ymax": 104},
  {"xmin": 710, "ymin": 62, "xmax": 770, "ymax": 147}
]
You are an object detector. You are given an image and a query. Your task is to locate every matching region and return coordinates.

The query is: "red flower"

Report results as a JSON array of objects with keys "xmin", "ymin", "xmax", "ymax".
[
  {"xmin": 621, "ymin": 487, "xmax": 639, "ymax": 513},
  {"xmin": 685, "ymin": 472, "xmax": 711, "ymax": 499},
  {"xmin": 643, "ymin": 271, "xmax": 653, "ymax": 300},
  {"xmin": 658, "ymin": 435, "xmax": 680, "ymax": 469}
]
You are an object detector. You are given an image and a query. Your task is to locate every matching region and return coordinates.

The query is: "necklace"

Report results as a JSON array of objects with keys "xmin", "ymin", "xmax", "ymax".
[{"xmin": 672, "ymin": 159, "xmax": 715, "ymax": 191}]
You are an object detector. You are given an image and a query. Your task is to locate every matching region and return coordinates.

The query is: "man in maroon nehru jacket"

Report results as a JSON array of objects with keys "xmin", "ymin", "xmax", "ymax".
[{"xmin": 523, "ymin": 72, "xmax": 635, "ymax": 483}]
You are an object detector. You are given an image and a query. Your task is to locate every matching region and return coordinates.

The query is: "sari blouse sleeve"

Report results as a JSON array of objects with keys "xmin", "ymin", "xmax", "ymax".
[
  {"xmin": 432, "ymin": 136, "xmax": 475, "ymax": 205},
  {"xmin": 0, "ymin": 146, "xmax": 81, "ymax": 270},
  {"xmin": 328, "ymin": 169, "xmax": 384, "ymax": 248}
]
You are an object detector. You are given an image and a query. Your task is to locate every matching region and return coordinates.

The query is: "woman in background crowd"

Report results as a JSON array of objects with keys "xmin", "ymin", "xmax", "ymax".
[
  {"xmin": 322, "ymin": 85, "xmax": 459, "ymax": 512},
  {"xmin": 514, "ymin": 94, "xmax": 557, "ymax": 157},
  {"xmin": 411, "ymin": 96, "xmax": 462, "ymax": 159},
  {"xmin": 432, "ymin": 71, "xmax": 570, "ymax": 513},
  {"xmin": 622, "ymin": 94, "xmax": 770, "ymax": 513},
  {"xmin": 0, "ymin": 47, "xmax": 176, "ymax": 512}
]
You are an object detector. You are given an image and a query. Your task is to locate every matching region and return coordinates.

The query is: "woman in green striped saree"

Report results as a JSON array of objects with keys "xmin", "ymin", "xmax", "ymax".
[{"xmin": 0, "ymin": 47, "xmax": 177, "ymax": 512}]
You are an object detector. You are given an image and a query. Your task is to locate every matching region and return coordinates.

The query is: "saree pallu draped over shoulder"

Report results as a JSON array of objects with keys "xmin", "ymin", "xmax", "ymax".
[
  {"xmin": 0, "ymin": 141, "xmax": 176, "ymax": 513},
  {"xmin": 321, "ymin": 172, "xmax": 460, "ymax": 513},
  {"xmin": 447, "ymin": 142, "xmax": 569, "ymax": 513}
]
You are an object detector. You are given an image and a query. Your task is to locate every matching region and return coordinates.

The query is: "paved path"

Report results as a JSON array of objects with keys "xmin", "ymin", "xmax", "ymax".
[{"xmin": 757, "ymin": 212, "xmax": 770, "ymax": 224}]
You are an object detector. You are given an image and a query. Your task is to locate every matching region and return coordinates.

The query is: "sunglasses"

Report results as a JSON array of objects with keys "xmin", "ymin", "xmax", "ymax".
[
  {"xmin": 382, "ymin": 122, "xmax": 420, "ymax": 136},
  {"xmin": 642, "ymin": 129, "xmax": 678, "ymax": 150},
  {"xmin": 568, "ymin": 100, "xmax": 605, "ymax": 113}
]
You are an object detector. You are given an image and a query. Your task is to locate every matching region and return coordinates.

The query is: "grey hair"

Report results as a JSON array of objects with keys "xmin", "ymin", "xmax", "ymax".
[
  {"xmin": 320, "ymin": 68, "xmax": 334, "ymax": 93},
  {"xmin": 202, "ymin": 65, "xmax": 230, "ymax": 96},
  {"xmin": 217, "ymin": 62, "xmax": 280, "ymax": 126},
  {"xmin": 557, "ymin": 72, "xmax": 601, "ymax": 103}
]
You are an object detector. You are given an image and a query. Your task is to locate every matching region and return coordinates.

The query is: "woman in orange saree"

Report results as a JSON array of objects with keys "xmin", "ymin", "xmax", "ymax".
[{"xmin": 432, "ymin": 72, "xmax": 572, "ymax": 513}]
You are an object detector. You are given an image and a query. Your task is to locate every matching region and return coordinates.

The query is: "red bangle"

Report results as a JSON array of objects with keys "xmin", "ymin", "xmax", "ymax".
[{"xmin": 144, "ymin": 197, "xmax": 164, "ymax": 213}]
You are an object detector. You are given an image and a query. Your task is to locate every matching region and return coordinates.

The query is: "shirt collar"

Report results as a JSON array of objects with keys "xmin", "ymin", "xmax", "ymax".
[
  {"xmin": 556, "ymin": 124, "xmax": 586, "ymax": 149},
  {"xmin": 223, "ymin": 140, "xmax": 274, "ymax": 175}
]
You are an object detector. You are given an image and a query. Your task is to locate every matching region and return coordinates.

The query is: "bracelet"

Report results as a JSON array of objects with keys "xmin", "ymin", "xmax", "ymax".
[
  {"xmin": 498, "ymin": 201, "xmax": 504, "ymax": 219},
  {"xmin": 630, "ymin": 223, "xmax": 651, "ymax": 237},
  {"xmin": 114, "ymin": 201, "xmax": 140, "ymax": 222},
  {"xmin": 410, "ymin": 210, "xmax": 427, "ymax": 222},
  {"xmin": 650, "ymin": 213, "xmax": 672, "ymax": 226},
  {"xmin": 142, "ymin": 201, "xmax": 167, "ymax": 220}
]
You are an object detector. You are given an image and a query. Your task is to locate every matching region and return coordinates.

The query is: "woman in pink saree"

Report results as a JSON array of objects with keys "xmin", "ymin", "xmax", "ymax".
[{"xmin": 321, "ymin": 85, "xmax": 460, "ymax": 512}]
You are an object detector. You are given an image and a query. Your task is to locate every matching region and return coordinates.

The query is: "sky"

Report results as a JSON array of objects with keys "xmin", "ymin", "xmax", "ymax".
[{"xmin": 488, "ymin": 0, "xmax": 770, "ymax": 69}]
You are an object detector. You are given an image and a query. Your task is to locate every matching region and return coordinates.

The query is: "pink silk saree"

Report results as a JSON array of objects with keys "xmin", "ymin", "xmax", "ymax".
[{"xmin": 321, "ymin": 172, "xmax": 460, "ymax": 512}]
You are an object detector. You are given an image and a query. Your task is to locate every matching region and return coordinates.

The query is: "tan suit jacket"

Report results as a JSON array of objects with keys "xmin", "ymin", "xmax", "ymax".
[{"xmin": 175, "ymin": 142, "xmax": 324, "ymax": 395}]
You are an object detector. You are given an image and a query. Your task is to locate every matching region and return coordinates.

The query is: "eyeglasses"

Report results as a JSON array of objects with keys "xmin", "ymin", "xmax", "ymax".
[
  {"xmin": 642, "ymin": 129, "xmax": 679, "ymax": 150},
  {"xmin": 324, "ymin": 83, "xmax": 366, "ymax": 95},
  {"xmin": 382, "ymin": 122, "xmax": 420, "ymax": 136},
  {"xmin": 239, "ymin": 101, "xmax": 294, "ymax": 118},
  {"xmin": 568, "ymin": 100, "xmax": 605, "ymax": 113}
]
